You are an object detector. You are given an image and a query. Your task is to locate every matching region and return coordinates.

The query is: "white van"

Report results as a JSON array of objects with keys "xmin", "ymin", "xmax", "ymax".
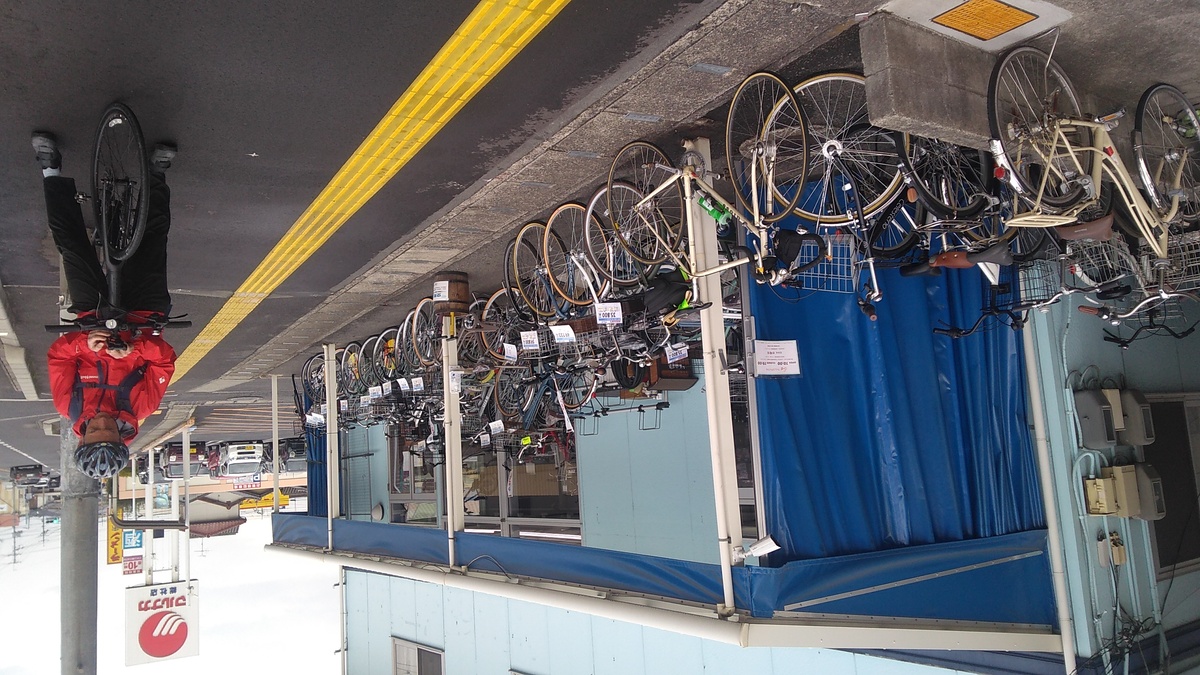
[{"xmin": 206, "ymin": 440, "xmax": 265, "ymax": 478}]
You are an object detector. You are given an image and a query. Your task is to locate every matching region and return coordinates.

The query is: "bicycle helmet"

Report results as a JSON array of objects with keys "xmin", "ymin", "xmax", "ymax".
[{"xmin": 74, "ymin": 440, "xmax": 130, "ymax": 480}]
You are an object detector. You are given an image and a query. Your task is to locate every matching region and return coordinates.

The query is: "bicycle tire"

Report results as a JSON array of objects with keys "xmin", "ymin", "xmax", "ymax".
[
  {"xmin": 587, "ymin": 183, "xmax": 656, "ymax": 285},
  {"xmin": 987, "ymin": 46, "xmax": 1089, "ymax": 210},
  {"xmin": 607, "ymin": 142, "xmax": 682, "ymax": 264},
  {"xmin": 373, "ymin": 326, "xmax": 400, "ymax": 381},
  {"xmin": 895, "ymin": 132, "xmax": 990, "ymax": 219},
  {"xmin": 359, "ymin": 334, "xmax": 382, "ymax": 387},
  {"xmin": 867, "ymin": 196, "xmax": 923, "ymax": 258},
  {"xmin": 398, "ymin": 309, "xmax": 421, "ymax": 375},
  {"xmin": 558, "ymin": 368, "xmax": 598, "ymax": 411},
  {"xmin": 1135, "ymin": 83, "xmax": 1200, "ymax": 223},
  {"xmin": 611, "ymin": 357, "xmax": 646, "ymax": 390},
  {"xmin": 727, "ymin": 71, "xmax": 807, "ymax": 222},
  {"xmin": 792, "ymin": 73, "xmax": 905, "ymax": 224},
  {"xmin": 481, "ymin": 287, "xmax": 521, "ymax": 360},
  {"xmin": 410, "ymin": 297, "xmax": 440, "ymax": 367},
  {"xmin": 301, "ymin": 353, "xmax": 327, "ymax": 402},
  {"xmin": 543, "ymin": 203, "xmax": 594, "ymax": 306},
  {"xmin": 511, "ymin": 222, "xmax": 561, "ymax": 318},
  {"xmin": 492, "ymin": 366, "xmax": 530, "ymax": 419},
  {"xmin": 92, "ymin": 102, "xmax": 149, "ymax": 264}
]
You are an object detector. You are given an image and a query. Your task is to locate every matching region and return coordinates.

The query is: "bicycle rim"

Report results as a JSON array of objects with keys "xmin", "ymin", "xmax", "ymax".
[
  {"xmin": 987, "ymin": 46, "xmax": 1088, "ymax": 209},
  {"xmin": 1135, "ymin": 83, "xmax": 1200, "ymax": 222},
  {"xmin": 586, "ymin": 183, "xmax": 656, "ymax": 284},
  {"xmin": 92, "ymin": 102, "xmax": 149, "ymax": 263},
  {"xmin": 607, "ymin": 180, "xmax": 674, "ymax": 265},
  {"xmin": 411, "ymin": 298, "xmax": 440, "ymax": 367},
  {"xmin": 899, "ymin": 132, "xmax": 990, "ymax": 219},
  {"xmin": 543, "ymin": 203, "xmax": 594, "ymax": 306},
  {"xmin": 727, "ymin": 71, "xmax": 807, "ymax": 222},
  {"xmin": 792, "ymin": 73, "xmax": 904, "ymax": 224},
  {"xmin": 511, "ymin": 222, "xmax": 561, "ymax": 317}
]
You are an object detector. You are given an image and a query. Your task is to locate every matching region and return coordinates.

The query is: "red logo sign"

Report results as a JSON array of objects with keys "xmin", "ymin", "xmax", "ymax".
[{"xmin": 138, "ymin": 611, "xmax": 189, "ymax": 658}]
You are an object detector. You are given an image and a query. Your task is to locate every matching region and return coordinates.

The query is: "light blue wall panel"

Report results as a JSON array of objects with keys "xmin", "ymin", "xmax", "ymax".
[
  {"xmin": 770, "ymin": 647, "xmax": 859, "ymax": 672},
  {"xmin": 577, "ymin": 385, "xmax": 718, "ymax": 563},
  {"xmin": 853, "ymin": 653, "xmax": 970, "ymax": 675},
  {"xmin": 344, "ymin": 571, "xmax": 372, "ymax": 675},
  {"xmin": 640, "ymin": 626, "xmax": 705, "ymax": 674},
  {"xmin": 507, "ymin": 601, "xmax": 550, "ymax": 675},
  {"xmin": 442, "ymin": 586, "xmax": 478, "ymax": 675},
  {"xmin": 590, "ymin": 617, "xmax": 646, "ymax": 675},
  {"xmin": 472, "ymin": 592, "xmax": 510, "ymax": 670},
  {"xmin": 545, "ymin": 608, "xmax": 596, "ymax": 675},
  {"xmin": 702, "ymin": 637, "xmax": 776, "ymax": 673},
  {"xmin": 390, "ymin": 576, "xmax": 417, "ymax": 642},
  {"xmin": 370, "ymin": 424, "xmax": 390, "ymax": 521},
  {"xmin": 366, "ymin": 572, "xmax": 394, "ymax": 674},
  {"xmin": 413, "ymin": 579, "xmax": 445, "ymax": 650}
]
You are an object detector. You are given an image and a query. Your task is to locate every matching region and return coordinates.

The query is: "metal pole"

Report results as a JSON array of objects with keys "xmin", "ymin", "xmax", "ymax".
[
  {"xmin": 1023, "ymin": 325, "xmax": 1078, "ymax": 673},
  {"xmin": 442, "ymin": 316, "xmax": 464, "ymax": 567},
  {"xmin": 169, "ymin": 477, "xmax": 179, "ymax": 581},
  {"xmin": 182, "ymin": 425, "xmax": 191, "ymax": 585},
  {"xmin": 60, "ymin": 421, "xmax": 98, "ymax": 675},
  {"xmin": 272, "ymin": 374, "xmax": 281, "ymax": 513},
  {"xmin": 323, "ymin": 343, "xmax": 340, "ymax": 549},
  {"xmin": 683, "ymin": 138, "xmax": 741, "ymax": 616},
  {"xmin": 144, "ymin": 443, "xmax": 154, "ymax": 586}
]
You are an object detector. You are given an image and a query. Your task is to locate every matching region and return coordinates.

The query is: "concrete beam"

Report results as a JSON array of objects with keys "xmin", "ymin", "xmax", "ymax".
[{"xmin": 861, "ymin": 12, "xmax": 994, "ymax": 149}]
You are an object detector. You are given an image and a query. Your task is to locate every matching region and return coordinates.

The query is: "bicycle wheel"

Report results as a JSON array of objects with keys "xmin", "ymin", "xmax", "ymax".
[
  {"xmin": 556, "ymin": 368, "xmax": 598, "ymax": 410},
  {"xmin": 359, "ymin": 334, "xmax": 382, "ymax": 387},
  {"xmin": 340, "ymin": 343, "xmax": 366, "ymax": 396},
  {"xmin": 373, "ymin": 327, "xmax": 400, "ymax": 381},
  {"xmin": 896, "ymin": 132, "xmax": 990, "ymax": 219},
  {"xmin": 988, "ymin": 46, "xmax": 1089, "ymax": 209},
  {"xmin": 793, "ymin": 73, "xmax": 905, "ymax": 225},
  {"xmin": 586, "ymin": 183, "xmax": 655, "ymax": 285},
  {"xmin": 608, "ymin": 143, "xmax": 682, "ymax": 264},
  {"xmin": 511, "ymin": 222, "xmax": 561, "ymax": 318},
  {"xmin": 1135, "ymin": 83, "xmax": 1200, "ymax": 223},
  {"xmin": 543, "ymin": 203, "xmax": 596, "ymax": 306},
  {"xmin": 867, "ymin": 197, "xmax": 923, "ymax": 258},
  {"xmin": 397, "ymin": 310, "xmax": 421, "ymax": 375},
  {"xmin": 301, "ymin": 353, "xmax": 326, "ymax": 402},
  {"xmin": 727, "ymin": 71, "xmax": 807, "ymax": 222},
  {"xmin": 481, "ymin": 288, "xmax": 522, "ymax": 360},
  {"xmin": 410, "ymin": 297, "xmax": 440, "ymax": 367},
  {"xmin": 92, "ymin": 102, "xmax": 149, "ymax": 263},
  {"xmin": 492, "ymin": 366, "xmax": 530, "ymax": 419}
]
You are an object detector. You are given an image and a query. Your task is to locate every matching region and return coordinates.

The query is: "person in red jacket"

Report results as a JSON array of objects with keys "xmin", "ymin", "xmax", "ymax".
[{"xmin": 35, "ymin": 131, "xmax": 179, "ymax": 479}]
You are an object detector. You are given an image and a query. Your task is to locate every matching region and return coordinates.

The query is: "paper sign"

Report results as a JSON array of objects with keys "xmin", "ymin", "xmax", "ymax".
[
  {"xmin": 503, "ymin": 343, "xmax": 518, "ymax": 362},
  {"xmin": 521, "ymin": 436, "xmax": 532, "ymax": 446},
  {"xmin": 432, "ymin": 280, "xmax": 450, "ymax": 302},
  {"xmin": 320, "ymin": 403, "xmax": 328, "ymax": 417},
  {"xmin": 397, "ymin": 378, "xmax": 410, "ymax": 392},
  {"xmin": 339, "ymin": 399, "xmax": 348, "ymax": 412},
  {"xmin": 480, "ymin": 433, "xmax": 491, "ymax": 447},
  {"xmin": 412, "ymin": 377, "xmax": 425, "ymax": 392},
  {"xmin": 550, "ymin": 324, "xmax": 576, "ymax": 343},
  {"xmin": 488, "ymin": 419, "xmax": 505, "ymax": 435},
  {"xmin": 123, "ymin": 530, "xmax": 143, "ymax": 550},
  {"xmin": 382, "ymin": 381, "xmax": 393, "ymax": 396},
  {"xmin": 520, "ymin": 330, "xmax": 540, "ymax": 351},
  {"xmin": 368, "ymin": 385, "xmax": 383, "ymax": 400},
  {"xmin": 122, "ymin": 555, "xmax": 143, "ymax": 576},
  {"xmin": 596, "ymin": 302, "xmax": 623, "ymax": 325},
  {"xmin": 665, "ymin": 343, "xmax": 689, "ymax": 363},
  {"xmin": 359, "ymin": 395, "xmax": 371, "ymax": 408},
  {"xmin": 449, "ymin": 370, "xmax": 463, "ymax": 393},
  {"xmin": 754, "ymin": 339, "xmax": 801, "ymax": 376}
]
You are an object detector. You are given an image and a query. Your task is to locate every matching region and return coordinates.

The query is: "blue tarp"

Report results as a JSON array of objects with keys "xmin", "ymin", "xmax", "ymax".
[
  {"xmin": 749, "ymin": 265, "xmax": 1045, "ymax": 560},
  {"xmin": 305, "ymin": 424, "xmax": 329, "ymax": 518},
  {"xmin": 273, "ymin": 515, "xmax": 1054, "ymax": 623}
]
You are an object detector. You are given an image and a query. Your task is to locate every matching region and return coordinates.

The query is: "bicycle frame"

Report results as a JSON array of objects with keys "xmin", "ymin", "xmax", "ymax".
[{"xmin": 993, "ymin": 117, "xmax": 1179, "ymax": 261}]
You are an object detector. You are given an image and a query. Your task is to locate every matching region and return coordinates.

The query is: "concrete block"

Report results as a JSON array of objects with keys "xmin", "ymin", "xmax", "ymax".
[
  {"xmin": 944, "ymin": 41, "xmax": 995, "ymax": 95},
  {"xmin": 860, "ymin": 12, "xmax": 945, "ymax": 78}
]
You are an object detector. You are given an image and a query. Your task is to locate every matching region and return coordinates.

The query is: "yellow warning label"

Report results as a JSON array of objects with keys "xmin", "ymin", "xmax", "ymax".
[{"xmin": 932, "ymin": 0, "xmax": 1037, "ymax": 41}]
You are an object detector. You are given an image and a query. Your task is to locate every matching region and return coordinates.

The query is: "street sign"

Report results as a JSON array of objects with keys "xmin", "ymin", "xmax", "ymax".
[
  {"xmin": 126, "ymin": 581, "xmax": 200, "ymax": 665},
  {"xmin": 107, "ymin": 509, "xmax": 123, "ymax": 565},
  {"xmin": 123, "ymin": 530, "xmax": 144, "ymax": 550},
  {"xmin": 122, "ymin": 555, "xmax": 143, "ymax": 576}
]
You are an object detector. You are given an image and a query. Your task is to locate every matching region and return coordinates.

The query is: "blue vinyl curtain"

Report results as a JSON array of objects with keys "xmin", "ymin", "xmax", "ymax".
[{"xmin": 749, "ymin": 264, "xmax": 1045, "ymax": 561}]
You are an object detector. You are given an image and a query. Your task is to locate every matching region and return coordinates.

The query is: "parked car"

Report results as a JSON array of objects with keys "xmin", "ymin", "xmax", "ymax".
[
  {"xmin": 132, "ymin": 454, "xmax": 167, "ymax": 485},
  {"xmin": 206, "ymin": 440, "xmax": 265, "ymax": 478},
  {"xmin": 9, "ymin": 464, "xmax": 45, "ymax": 485},
  {"xmin": 261, "ymin": 436, "xmax": 308, "ymax": 474},
  {"xmin": 161, "ymin": 441, "xmax": 208, "ymax": 480},
  {"xmin": 28, "ymin": 473, "xmax": 61, "ymax": 493}
]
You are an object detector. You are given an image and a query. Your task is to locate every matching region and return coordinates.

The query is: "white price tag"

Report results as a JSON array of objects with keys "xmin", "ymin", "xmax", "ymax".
[
  {"xmin": 397, "ymin": 378, "xmax": 410, "ymax": 392},
  {"xmin": 549, "ymin": 324, "xmax": 576, "ymax": 343},
  {"xmin": 432, "ymin": 280, "xmax": 450, "ymax": 302},
  {"xmin": 320, "ymin": 403, "xmax": 328, "ymax": 416},
  {"xmin": 503, "ymin": 343, "xmax": 518, "ymax": 362},
  {"xmin": 382, "ymin": 381, "xmax": 393, "ymax": 396},
  {"xmin": 480, "ymin": 433, "xmax": 491, "ymax": 448},
  {"xmin": 520, "ymin": 330, "xmax": 540, "ymax": 351},
  {"xmin": 754, "ymin": 339, "xmax": 801, "ymax": 376},
  {"xmin": 665, "ymin": 343, "xmax": 688, "ymax": 364},
  {"xmin": 412, "ymin": 376, "xmax": 425, "ymax": 392},
  {"xmin": 359, "ymin": 395, "xmax": 371, "ymax": 407},
  {"xmin": 339, "ymin": 399, "xmax": 348, "ymax": 412},
  {"xmin": 595, "ymin": 302, "xmax": 623, "ymax": 325},
  {"xmin": 449, "ymin": 370, "xmax": 462, "ymax": 393},
  {"xmin": 488, "ymin": 419, "xmax": 505, "ymax": 436},
  {"xmin": 368, "ymin": 385, "xmax": 383, "ymax": 400}
]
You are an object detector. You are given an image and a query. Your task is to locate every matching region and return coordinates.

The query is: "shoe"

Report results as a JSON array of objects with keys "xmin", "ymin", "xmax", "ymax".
[
  {"xmin": 31, "ymin": 132, "xmax": 61, "ymax": 170},
  {"xmin": 151, "ymin": 143, "xmax": 177, "ymax": 172}
]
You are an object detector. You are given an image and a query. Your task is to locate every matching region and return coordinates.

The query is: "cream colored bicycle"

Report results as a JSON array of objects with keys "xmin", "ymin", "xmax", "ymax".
[{"xmin": 988, "ymin": 45, "xmax": 1200, "ymax": 265}]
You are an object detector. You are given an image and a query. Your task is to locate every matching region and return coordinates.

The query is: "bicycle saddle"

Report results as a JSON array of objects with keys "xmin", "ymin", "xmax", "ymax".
[
  {"xmin": 1055, "ymin": 213, "xmax": 1113, "ymax": 241},
  {"xmin": 966, "ymin": 241, "xmax": 1014, "ymax": 266}
]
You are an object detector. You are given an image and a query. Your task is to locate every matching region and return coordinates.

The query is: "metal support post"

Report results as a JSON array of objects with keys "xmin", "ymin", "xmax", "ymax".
[
  {"xmin": 442, "ymin": 315, "xmax": 465, "ymax": 567},
  {"xmin": 144, "ymin": 444, "xmax": 155, "ymax": 586},
  {"xmin": 169, "ymin": 478, "xmax": 179, "ymax": 581},
  {"xmin": 60, "ymin": 421, "xmax": 98, "ymax": 675},
  {"xmin": 323, "ymin": 343, "xmax": 341, "ymax": 549},
  {"xmin": 272, "ymin": 374, "xmax": 281, "ymax": 513},
  {"xmin": 182, "ymin": 425, "xmax": 192, "ymax": 585},
  {"xmin": 683, "ymin": 138, "xmax": 743, "ymax": 616}
]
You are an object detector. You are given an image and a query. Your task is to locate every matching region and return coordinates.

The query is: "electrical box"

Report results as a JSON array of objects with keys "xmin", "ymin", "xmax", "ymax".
[
  {"xmin": 1117, "ymin": 390, "xmax": 1155, "ymax": 446},
  {"xmin": 1084, "ymin": 477, "xmax": 1118, "ymax": 515},
  {"xmin": 1101, "ymin": 465, "xmax": 1140, "ymax": 517},
  {"xmin": 1135, "ymin": 463, "xmax": 1167, "ymax": 521},
  {"xmin": 1074, "ymin": 390, "xmax": 1117, "ymax": 449}
]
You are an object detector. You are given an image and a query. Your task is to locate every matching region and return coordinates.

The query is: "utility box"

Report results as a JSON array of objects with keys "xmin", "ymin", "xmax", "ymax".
[
  {"xmin": 1084, "ymin": 477, "xmax": 1118, "ymax": 515},
  {"xmin": 1102, "ymin": 466, "xmax": 1141, "ymax": 518},
  {"xmin": 1075, "ymin": 390, "xmax": 1118, "ymax": 449},
  {"xmin": 1118, "ymin": 390, "xmax": 1155, "ymax": 446},
  {"xmin": 1135, "ymin": 464, "xmax": 1167, "ymax": 521}
]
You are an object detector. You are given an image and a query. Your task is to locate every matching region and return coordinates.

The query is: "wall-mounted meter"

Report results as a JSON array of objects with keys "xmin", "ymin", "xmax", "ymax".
[
  {"xmin": 1075, "ymin": 390, "xmax": 1117, "ymax": 449},
  {"xmin": 1117, "ymin": 390, "xmax": 1155, "ymax": 446}
]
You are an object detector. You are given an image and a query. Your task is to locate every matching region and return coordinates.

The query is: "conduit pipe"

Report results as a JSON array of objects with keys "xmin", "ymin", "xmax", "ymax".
[{"xmin": 1024, "ymin": 325, "xmax": 1079, "ymax": 674}]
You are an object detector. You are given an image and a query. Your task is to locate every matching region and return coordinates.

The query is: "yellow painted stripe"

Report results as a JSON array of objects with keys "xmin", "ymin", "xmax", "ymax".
[{"xmin": 172, "ymin": 0, "xmax": 571, "ymax": 382}]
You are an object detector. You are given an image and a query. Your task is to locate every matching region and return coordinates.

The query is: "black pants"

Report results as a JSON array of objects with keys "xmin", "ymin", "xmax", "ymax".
[{"xmin": 44, "ymin": 172, "xmax": 171, "ymax": 315}]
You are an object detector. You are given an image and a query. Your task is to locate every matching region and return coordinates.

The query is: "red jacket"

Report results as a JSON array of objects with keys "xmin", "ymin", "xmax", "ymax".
[{"xmin": 47, "ymin": 328, "xmax": 177, "ymax": 440}]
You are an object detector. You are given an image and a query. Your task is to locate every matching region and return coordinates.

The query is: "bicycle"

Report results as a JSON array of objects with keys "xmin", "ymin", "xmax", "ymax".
[{"xmin": 45, "ymin": 103, "xmax": 190, "ymax": 347}]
